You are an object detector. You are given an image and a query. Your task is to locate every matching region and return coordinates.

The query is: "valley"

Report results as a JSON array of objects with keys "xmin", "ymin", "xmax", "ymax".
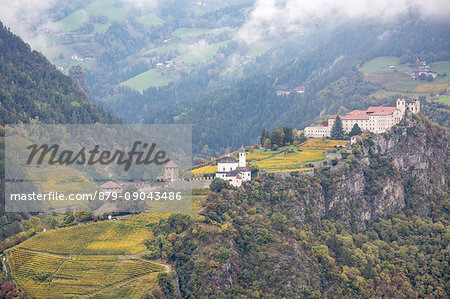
[{"xmin": 0, "ymin": 1, "xmax": 449, "ymax": 298}]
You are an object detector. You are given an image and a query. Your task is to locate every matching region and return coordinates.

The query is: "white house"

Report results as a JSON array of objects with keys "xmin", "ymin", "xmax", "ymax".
[{"xmin": 216, "ymin": 147, "xmax": 251, "ymax": 187}]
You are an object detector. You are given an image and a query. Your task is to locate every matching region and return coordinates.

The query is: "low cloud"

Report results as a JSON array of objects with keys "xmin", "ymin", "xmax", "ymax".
[
  {"xmin": 237, "ymin": 0, "xmax": 450, "ymax": 44},
  {"xmin": 0, "ymin": 0, "xmax": 56, "ymax": 38},
  {"xmin": 0, "ymin": 0, "xmax": 158, "ymax": 53}
]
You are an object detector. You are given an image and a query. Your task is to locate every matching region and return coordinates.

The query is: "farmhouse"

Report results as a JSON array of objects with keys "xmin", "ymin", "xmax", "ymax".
[
  {"xmin": 411, "ymin": 71, "xmax": 437, "ymax": 80},
  {"xmin": 304, "ymin": 98, "xmax": 420, "ymax": 138},
  {"xmin": 216, "ymin": 146, "xmax": 251, "ymax": 187},
  {"xmin": 100, "ymin": 181, "xmax": 123, "ymax": 193}
]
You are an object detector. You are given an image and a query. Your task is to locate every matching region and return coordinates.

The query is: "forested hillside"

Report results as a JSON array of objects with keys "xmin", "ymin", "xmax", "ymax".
[
  {"xmin": 103, "ymin": 17, "xmax": 450, "ymax": 154},
  {"xmin": 0, "ymin": 22, "xmax": 116, "ymax": 124},
  {"xmin": 0, "ymin": 22, "xmax": 117, "ymax": 246},
  {"xmin": 146, "ymin": 115, "xmax": 449, "ymax": 297}
]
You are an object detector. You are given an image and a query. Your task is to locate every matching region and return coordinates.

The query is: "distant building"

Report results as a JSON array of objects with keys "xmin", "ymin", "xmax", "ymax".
[
  {"xmin": 216, "ymin": 146, "xmax": 251, "ymax": 187},
  {"xmin": 295, "ymin": 87, "xmax": 305, "ymax": 93},
  {"xmin": 164, "ymin": 161, "xmax": 179, "ymax": 182},
  {"xmin": 304, "ymin": 98, "xmax": 420, "ymax": 138},
  {"xmin": 100, "ymin": 181, "xmax": 123, "ymax": 193},
  {"xmin": 411, "ymin": 71, "xmax": 437, "ymax": 80},
  {"xmin": 304, "ymin": 125, "xmax": 331, "ymax": 138},
  {"xmin": 276, "ymin": 90, "xmax": 291, "ymax": 96},
  {"xmin": 276, "ymin": 87, "xmax": 305, "ymax": 96}
]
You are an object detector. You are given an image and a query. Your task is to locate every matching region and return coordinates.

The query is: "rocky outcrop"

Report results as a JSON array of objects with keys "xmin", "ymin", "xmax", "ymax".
[{"xmin": 324, "ymin": 114, "xmax": 449, "ymax": 230}]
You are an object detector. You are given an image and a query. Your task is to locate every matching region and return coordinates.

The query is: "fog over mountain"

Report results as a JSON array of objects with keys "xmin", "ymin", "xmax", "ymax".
[
  {"xmin": 238, "ymin": 0, "xmax": 450, "ymax": 43},
  {"xmin": 2, "ymin": 0, "xmax": 449, "ymax": 53}
]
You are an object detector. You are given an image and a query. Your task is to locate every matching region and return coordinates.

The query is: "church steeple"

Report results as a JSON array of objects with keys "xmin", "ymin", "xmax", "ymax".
[{"xmin": 239, "ymin": 146, "xmax": 246, "ymax": 167}]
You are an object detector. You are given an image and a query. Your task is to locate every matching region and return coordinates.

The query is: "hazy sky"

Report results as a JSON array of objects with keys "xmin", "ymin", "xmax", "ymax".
[
  {"xmin": 0, "ymin": 0, "xmax": 448, "ymax": 51},
  {"xmin": 237, "ymin": 0, "xmax": 450, "ymax": 43}
]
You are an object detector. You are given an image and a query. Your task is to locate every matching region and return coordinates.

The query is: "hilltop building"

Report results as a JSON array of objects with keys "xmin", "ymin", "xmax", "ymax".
[
  {"xmin": 304, "ymin": 98, "xmax": 420, "ymax": 138},
  {"xmin": 216, "ymin": 146, "xmax": 251, "ymax": 187}
]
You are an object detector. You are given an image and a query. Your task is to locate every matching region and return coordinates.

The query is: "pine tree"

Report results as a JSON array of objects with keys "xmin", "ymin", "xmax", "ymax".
[
  {"xmin": 349, "ymin": 123, "xmax": 362, "ymax": 137},
  {"xmin": 331, "ymin": 115, "xmax": 344, "ymax": 140}
]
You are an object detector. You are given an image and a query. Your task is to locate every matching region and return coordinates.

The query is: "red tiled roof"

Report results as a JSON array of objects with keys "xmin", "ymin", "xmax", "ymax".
[
  {"xmin": 329, "ymin": 110, "xmax": 369, "ymax": 120},
  {"xmin": 329, "ymin": 107, "xmax": 399, "ymax": 120},
  {"xmin": 366, "ymin": 106, "xmax": 398, "ymax": 115},
  {"xmin": 165, "ymin": 160, "xmax": 178, "ymax": 168},
  {"xmin": 100, "ymin": 181, "xmax": 121, "ymax": 189}
]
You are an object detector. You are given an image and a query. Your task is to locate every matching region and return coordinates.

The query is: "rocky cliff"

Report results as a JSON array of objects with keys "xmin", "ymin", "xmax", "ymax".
[
  {"xmin": 324, "ymin": 113, "xmax": 449, "ymax": 230},
  {"xmin": 149, "ymin": 114, "xmax": 449, "ymax": 298}
]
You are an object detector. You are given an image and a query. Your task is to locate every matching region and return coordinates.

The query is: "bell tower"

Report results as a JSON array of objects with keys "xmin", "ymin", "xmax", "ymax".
[
  {"xmin": 238, "ymin": 146, "xmax": 246, "ymax": 168},
  {"xmin": 396, "ymin": 98, "xmax": 406, "ymax": 114}
]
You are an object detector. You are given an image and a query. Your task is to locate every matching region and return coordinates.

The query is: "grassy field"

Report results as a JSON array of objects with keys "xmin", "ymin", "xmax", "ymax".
[
  {"xmin": 436, "ymin": 95, "xmax": 450, "ymax": 105},
  {"xmin": 119, "ymin": 69, "xmax": 175, "ymax": 92},
  {"xmin": 137, "ymin": 13, "xmax": 164, "ymax": 28},
  {"xmin": 361, "ymin": 57, "xmax": 450, "ymax": 93},
  {"xmin": 364, "ymin": 68, "xmax": 450, "ymax": 93},
  {"xmin": 360, "ymin": 57, "xmax": 400, "ymax": 73},
  {"xmin": 247, "ymin": 42, "xmax": 274, "ymax": 57},
  {"xmin": 55, "ymin": 0, "xmax": 130, "ymax": 32},
  {"xmin": 429, "ymin": 61, "xmax": 450, "ymax": 74},
  {"xmin": 174, "ymin": 40, "xmax": 231, "ymax": 64},
  {"xmin": 172, "ymin": 27, "xmax": 230, "ymax": 38},
  {"xmin": 143, "ymin": 42, "xmax": 187, "ymax": 57}
]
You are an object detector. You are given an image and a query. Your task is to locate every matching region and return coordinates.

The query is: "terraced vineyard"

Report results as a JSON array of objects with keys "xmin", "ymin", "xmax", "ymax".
[
  {"xmin": 192, "ymin": 164, "xmax": 217, "ymax": 175},
  {"xmin": 299, "ymin": 139, "xmax": 348, "ymax": 150},
  {"xmin": 253, "ymin": 150, "xmax": 325, "ymax": 171},
  {"xmin": 7, "ymin": 219, "xmax": 166, "ymax": 298}
]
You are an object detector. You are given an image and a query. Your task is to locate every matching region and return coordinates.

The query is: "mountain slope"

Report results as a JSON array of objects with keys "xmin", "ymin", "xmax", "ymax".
[
  {"xmin": 0, "ymin": 22, "xmax": 116, "ymax": 124},
  {"xmin": 146, "ymin": 114, "xmax": 449, "ymax": 297},
  {"xmin": 0, "ymin": 22, "xmax": 117, "ymax": 245}
]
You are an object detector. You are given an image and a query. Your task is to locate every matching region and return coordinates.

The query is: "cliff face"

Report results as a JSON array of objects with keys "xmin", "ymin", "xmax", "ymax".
[
  {"xmin": 159, "ymin": 114, "xmax": 449, "ymax": 298},
  {"xmin": 325, "ymin": 114, "xmax": 449, "ymax": 230}
]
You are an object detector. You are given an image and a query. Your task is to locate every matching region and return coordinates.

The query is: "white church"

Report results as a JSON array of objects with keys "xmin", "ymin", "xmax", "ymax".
[{"xmin": 216, "ymin": 146, "xmax": 251, "ymax": 187}]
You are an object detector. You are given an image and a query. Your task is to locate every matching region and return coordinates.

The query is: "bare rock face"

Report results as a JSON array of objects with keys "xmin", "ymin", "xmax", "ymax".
[{"xmin": 324, "ymin": 115, "xmax": 449, "ymax": 230}]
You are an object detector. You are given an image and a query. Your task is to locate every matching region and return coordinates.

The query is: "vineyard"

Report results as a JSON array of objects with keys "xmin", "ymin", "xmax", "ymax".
[
  {"xmin": 253, "ymin": 150, "xmax": 325, "ymax": 171},
  {"xmin": 299, "ymin": 139, "xmax": 348, "ymax": 150},
  {"xmin": 192, "ymin": 164, "xmax": 217, "ymax": 175},
  {"xmin": 7, "ymin": 248, "xmax": 164, "ymax": 298},
  {"xmin": 17, "ymin": 221, "xmax": 152, "ymax": 256},
  {"xmin": 7, "ymin": 216, "xmax": 168, "ymax": 298},
  {"xmin": 246, "ymin": 151, "xmax": 276, "ymax": 161},
  {"xmin": 266, "ymin": 168, "xmax": 313, "ymax": 173}
]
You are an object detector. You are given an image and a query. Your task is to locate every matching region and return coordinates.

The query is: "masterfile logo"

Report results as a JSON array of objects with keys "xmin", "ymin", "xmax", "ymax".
[
  {"xmin": 26, "ymin": 141, "xmax": 170, "ymax": 171},
  {"xmin": 5, "ymin": 124, "xmax": 192, "ymax": 213}
]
